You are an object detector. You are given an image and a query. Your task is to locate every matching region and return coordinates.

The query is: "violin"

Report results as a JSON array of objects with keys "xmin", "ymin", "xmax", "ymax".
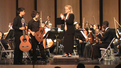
[{"xmin": 88, "ymin": 23, "xmax": 94, "ymax": 44}]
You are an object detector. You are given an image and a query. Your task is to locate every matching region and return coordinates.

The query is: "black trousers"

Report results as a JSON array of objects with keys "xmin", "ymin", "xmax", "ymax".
[
  {"xmin": 91, "ymin": 42, "xmax": 109, "ymax": 59},
  {"xmin": 31, "ymin": 36, "xmax": 46, "ymax": 62},
  {"xmin": 14, "ymin": 35, "xmax": 23, "ymax": 64}
]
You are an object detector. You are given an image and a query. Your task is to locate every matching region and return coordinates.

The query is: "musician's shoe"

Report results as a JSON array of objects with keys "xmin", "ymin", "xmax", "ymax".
[
  {"xmin": 68, "ymin": 54, "xmax": 72, "ymax": 57},
  {"xmin": 62, "ymin": 54, "xmax": 68, "ymax": 57}
]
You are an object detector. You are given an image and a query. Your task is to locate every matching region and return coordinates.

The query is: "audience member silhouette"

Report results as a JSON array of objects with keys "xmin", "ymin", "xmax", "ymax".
[
  {"xmin": 94, "ymin": 65, "xmax": 100, "ymax": 68},
  {"xmin": 54, "ymin": 66, "xmax": 61, "ymax": 68},
  {"xmin": 77, "ymin": 63, "xmax": 85, "ymax": 68}
]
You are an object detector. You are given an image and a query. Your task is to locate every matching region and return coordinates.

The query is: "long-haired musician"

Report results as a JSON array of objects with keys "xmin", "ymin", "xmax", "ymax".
[
  {"xmin": 60, "ymin": 5, "xmax": 75, "ymax": 57},
  {"xmin": 28, "ymin": 10, "xmax": 47, "ymax": 64}
]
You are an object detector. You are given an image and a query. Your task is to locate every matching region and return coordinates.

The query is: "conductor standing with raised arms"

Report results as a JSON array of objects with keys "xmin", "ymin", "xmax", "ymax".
[{"xmin": 60, "ymin": 5, "xmax": 75, "ymax": 57}]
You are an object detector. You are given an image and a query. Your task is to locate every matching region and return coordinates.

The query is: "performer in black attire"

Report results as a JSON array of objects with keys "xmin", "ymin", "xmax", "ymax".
[
  {"xmin": 12, "ymin": 7, "xmax": 25, "ymax": 64},
  {"xmin": 0, "ymin": 31, "xmax": 8, "ymax": 50},
  {"xmin": 91, "ymin": 21, "xmax": 113, "ymax": 59},
  {"xmin": 28, "ymin": 10, "xmax": 47, "ymax": 64},
  {"xmin": 74, "ymin": 23, "xmax": 86, "ymax": 57},
  {"xmin": 60, "ymin": 5, "xmax": 75, "ymax": 57}
]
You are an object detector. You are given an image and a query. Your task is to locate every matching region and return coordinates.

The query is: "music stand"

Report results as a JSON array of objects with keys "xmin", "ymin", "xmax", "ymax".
[
  {"xmin": 56, "ymin": 18, "xmax": 65, "ymax": 31},
  {"xmin": 5, "ymin": 30, "xmax": 14, "ymax": 40},
  {"xmin": 46, "ymin": 31, "xmax": 64, "ymax": 54},
  {"xmin": 56, "ymin": 18, "xmax": 64, "ymax": 25},
  {"xmin": 75, "ymin": 30, "xmax": 86, "ymax": 41},
  {"xmin": 5, "ymin": 29, "xmax": 14, "ymax": 49}
]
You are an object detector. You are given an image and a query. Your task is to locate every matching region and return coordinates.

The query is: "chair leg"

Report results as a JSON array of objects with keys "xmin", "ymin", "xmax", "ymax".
[
  {"xmin": 0, "ymin": 52, "xmax": 2, "ymax": 60},
  {"xmin": 73, "ymin": 49, "xmax": 76, "ymax": 56},
  {"xmin": 23, "ymin": 52, "xmax": 32, "ymax": 64},
  {"xmin": 5, "ymin": 52, "xmax": 13, "ymax": 64}
]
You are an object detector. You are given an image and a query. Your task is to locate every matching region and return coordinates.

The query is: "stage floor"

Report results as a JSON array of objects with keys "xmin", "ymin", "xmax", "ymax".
[{"xmin": 0, "ymin": 55, "xmax": 120, "ymax": 68}]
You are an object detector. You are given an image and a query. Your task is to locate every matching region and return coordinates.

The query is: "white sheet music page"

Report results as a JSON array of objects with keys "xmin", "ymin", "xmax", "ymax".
[{"xmin": 80, "ymin": 31, "xmax": 88, "ymax": 39}]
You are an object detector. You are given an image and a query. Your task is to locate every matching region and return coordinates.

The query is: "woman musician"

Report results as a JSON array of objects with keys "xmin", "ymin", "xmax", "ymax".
[
  {"xmin": 83, "ymin": 24, "xmax": 102, "ymax": 58},
  {"xmin": 60, "ymin": 5, "xmax": 75, "ymax": 57}
]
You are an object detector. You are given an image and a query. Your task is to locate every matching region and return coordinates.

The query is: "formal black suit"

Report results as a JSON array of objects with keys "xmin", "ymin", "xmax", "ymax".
[
  {"xmin": 91, "ymin": 28, "xmax": 114, "ymax": 59},
  {"xmin": 12, "ymin": 15, "xmax": 23, "ymax": 64},
  {"xmin": 63, "ymin": 13, "xmax": 75, "ymax": 54}
]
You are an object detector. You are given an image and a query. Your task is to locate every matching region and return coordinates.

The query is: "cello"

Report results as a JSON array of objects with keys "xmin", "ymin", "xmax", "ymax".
[{"xmin": 43, "ymin": 18, "xmax": 54, "ymax": 49}]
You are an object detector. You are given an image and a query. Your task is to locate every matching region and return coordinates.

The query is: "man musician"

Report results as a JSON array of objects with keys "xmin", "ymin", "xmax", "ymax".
[
  {"xmin": 28, "ymin": 10, "xmax": 48, "ymax": 64},
  {"xmin": 91, "ymin": 21, "xmax": 114, "ymax": 60},
  {"xmin": 13, "ymin": 7, "xmax": 25, "ymax": 64}
]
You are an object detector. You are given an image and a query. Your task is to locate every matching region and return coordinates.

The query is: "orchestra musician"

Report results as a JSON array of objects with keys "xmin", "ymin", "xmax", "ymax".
[
  {"xmin": 43, "ymin": 22, "xmax": 54, "ymax": 57},
  {"xmin": 91, "ymin": 21, "xmax": 113, "ymax": 60},
  {"xmin": 45, "ymin": 16, "xmax": 51, "ymax": 25},
  {"xmin": 28, "ymin": 10, "xmax": 48, "ymax": 64},
  {"xmin": 60, "ymin": 5, "xmax": 75, "ymax": 57},
  {"xmin": 74, "ymin": 23, "xmax": 86, "ymax": 57},
  {"xmin": 83, "ymin": 23, "xmax": 95, "ymax": 58},
  {"xmin": 12, "ymin": 7, "xmax": 25, "ymax": 64}
]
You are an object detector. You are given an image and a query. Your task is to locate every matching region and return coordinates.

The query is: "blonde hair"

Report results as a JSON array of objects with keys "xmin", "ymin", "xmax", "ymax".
[{"xmin": 65, "ymin": 5, "xmax": 73, "ymax": 13}]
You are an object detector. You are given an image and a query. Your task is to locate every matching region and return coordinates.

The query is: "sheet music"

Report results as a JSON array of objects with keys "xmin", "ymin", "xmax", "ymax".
[{"xmin": 80, "ymin": 31, "xmax": 88, "ymax": 39}]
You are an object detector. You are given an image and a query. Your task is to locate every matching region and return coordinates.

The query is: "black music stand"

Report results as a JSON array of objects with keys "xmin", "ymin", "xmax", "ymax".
[
  {"xmin": 56, "ymin": 18, "xmax": 65, "ymax": 31},
  {"xmin": 75, "ymin": 30, "xmax": 85, "ymax": 41},
  {"xmin": 5, "ymin": 30, "xmax": 14, "ymax": 40},
  {"xmin": 56, "ymin": 18, "xmax": 64, "ymax": 25},
  {"xmin": 46, "ymin": 31, "xmax": 64, "ymax": 54},
  {"xmin": 5, "ymin": 30, "xmax": 14, "ymax": 49}
]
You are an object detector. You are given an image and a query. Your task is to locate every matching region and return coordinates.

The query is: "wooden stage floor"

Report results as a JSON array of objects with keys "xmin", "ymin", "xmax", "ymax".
[{"xmin": 0, "ymin": 55, "xmax": 120, "ymax": 68}]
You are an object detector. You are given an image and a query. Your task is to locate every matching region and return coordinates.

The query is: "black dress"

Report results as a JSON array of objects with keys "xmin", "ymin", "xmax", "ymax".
[{"xmin": 63, "ymin": 13, "xmax": 75, "ymax": 54}]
